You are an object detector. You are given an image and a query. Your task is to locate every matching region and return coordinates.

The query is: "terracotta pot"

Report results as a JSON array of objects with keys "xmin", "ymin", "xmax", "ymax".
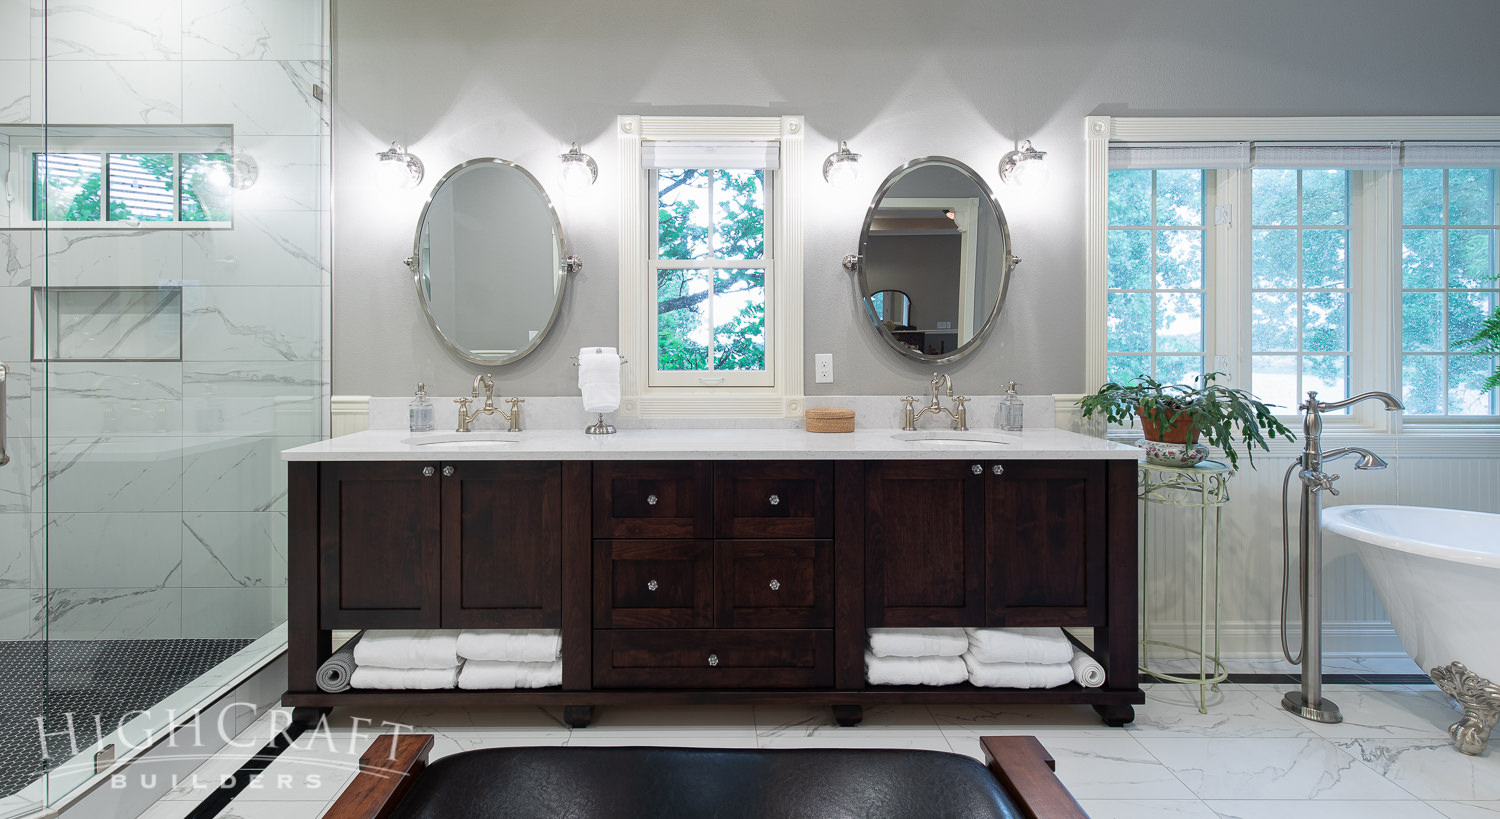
[{"xmin": 1137, "ymin": 407, "xmax": 1200, "ymax": 445}]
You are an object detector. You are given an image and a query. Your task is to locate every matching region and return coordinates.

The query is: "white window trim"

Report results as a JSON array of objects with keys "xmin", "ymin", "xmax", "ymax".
[
  {"xmin": 1085, "ymin": 115, "xmax": 1500, "ymax": 443},
  {"xmin": 618, "ymin": 114, "xmax": 804, "ymax": 418}
]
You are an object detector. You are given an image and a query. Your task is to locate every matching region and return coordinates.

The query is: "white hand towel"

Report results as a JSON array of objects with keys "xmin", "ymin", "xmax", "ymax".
[
  {"xmin": 458, "ymin": 659, "xmax": 563, "ymax": 690},
  {"xmin": 864, "ymin": 652, "xmax": 968, "ymax": 686},
  {"xmin": 578, "ymin": 347, "xmax": 621, "ymax": 413},
  {"xmin": 963, "ymin": 655, "xmax": 1074, "ymax": 689},
  {"xmin": 352, "ymin": 629, "xmax": 460, "ymax": 670},
  {"xmin": 1070, "ymin": 648, "xmax": 1106, "ymax": 688},
  {"xmin": 350, "ymin": 665, "xmax": 460, "ymax": 690},
  {"xmin": 965, "ymin": 627, "xmax": 1073, "ymax": 666},
  {"xmin": 456, "ymin": 629, "xmax": 562, "ymax": 663},
  {"xmin": 867, "ymin": 628, "xmax": 968, "ymax": 658}
]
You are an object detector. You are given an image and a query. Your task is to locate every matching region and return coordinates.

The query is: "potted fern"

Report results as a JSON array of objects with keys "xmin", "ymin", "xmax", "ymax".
[{"xmin": 1077, "ymin": 372, "xmax": 1295, "ymax": 469}]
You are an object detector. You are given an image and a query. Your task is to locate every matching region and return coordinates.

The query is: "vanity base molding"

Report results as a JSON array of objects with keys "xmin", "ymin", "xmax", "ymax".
[{"xmin": 285, "ymin": 458, "xmax": 1142, "ymax": 727}]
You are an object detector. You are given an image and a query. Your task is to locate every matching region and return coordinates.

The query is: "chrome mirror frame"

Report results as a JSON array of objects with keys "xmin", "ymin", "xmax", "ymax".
[
  {"xmin": 404, "ymin": 157, "xmax": 578, "ymax": 366},
  {"xmin": 853, "ymin": 156, "xmax": 1018, "ymax": 365}
]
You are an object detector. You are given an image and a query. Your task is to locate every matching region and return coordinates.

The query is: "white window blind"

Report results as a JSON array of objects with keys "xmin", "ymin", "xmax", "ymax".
[
  {"xmin": 641, "ymin": 140, "xmax": 779, "ymax": 170},
  {"xmin": 1251, "ymin": 142, "xmax": 1399, "ymax": 169},
  {"xmin": 1401, "ymin": 142, "xmax": 1500, "ymax": 167},
  {"xmin": 1108, "ymin": 142, "xmax": 1248, "ymax": 169}
]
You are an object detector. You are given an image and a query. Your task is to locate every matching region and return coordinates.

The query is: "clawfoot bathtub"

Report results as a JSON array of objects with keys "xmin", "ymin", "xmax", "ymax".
[{"xmin": 1323, "ymin": 505, "xmax": 1500, "ymax": 755}]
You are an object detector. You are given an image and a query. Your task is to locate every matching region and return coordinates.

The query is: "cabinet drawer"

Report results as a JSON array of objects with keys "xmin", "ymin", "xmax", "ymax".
[
  {"xmin": 594, "ymin": 540, "xmax": 713, "ymax": 628},
  {"xmin": 594, "ymin": 462, "xmax": 713, "ymax": 538},
  {"xmin": 714, "ymin": 461, "xmax": 833, "ymax": 538},
  {"xmin": 593, "ymin": 630, "xmax": 834, "ymax": 689},
  {"xmin": 717, "ymin": 540, "xmax": 833, "ymax": 628}
]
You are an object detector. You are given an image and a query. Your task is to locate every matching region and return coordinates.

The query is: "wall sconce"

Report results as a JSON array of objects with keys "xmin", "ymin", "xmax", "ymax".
[
  {"xmin": 560, "ymin": 142, "xmax": 598, "ymax": 191},
  {"xmin": 375, "ymin": 141, "xmax": 424, "ymax": 191},
  {"xmin": 822, "ymin": 140, "xmax": 861, "ymax": 187},
  {"xmin": 999, "ymin": 139, "xmax": 1048, "ymax": 188}
]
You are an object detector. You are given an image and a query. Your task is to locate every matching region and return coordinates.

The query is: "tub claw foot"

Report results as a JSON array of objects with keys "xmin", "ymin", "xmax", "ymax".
[{"xmin": 1429, "ymin": 661, "xmax": 1500, "ymax": 756}]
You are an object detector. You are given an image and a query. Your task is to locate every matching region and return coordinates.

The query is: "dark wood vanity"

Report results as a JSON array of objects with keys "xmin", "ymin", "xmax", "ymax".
[{"xmin": 285, "ymin": 456, "xmax": 1142, "ymax": 727}]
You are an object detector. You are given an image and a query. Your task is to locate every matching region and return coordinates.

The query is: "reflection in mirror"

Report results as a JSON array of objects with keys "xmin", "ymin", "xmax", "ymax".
[
  {"xmin": 409, "ymin": 158, "xmax": 573, "ymax": 365},
  {"xmin": 855, "ymin": 157, "xmax": 1016, "ymax": 363}
]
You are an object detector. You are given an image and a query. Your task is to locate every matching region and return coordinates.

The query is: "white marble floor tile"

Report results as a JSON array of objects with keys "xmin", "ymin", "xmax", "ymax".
[
  {"xmin": 1291, "ymin": 685, "xmax": 1463, "ymax": 740},
  {"xmin": 1429, "ymin": 803, "xmax": 1500, "ymax": 818},
  {"xmin": 580, "ymin": 705, "xmax": 757, "ymax": 737},
  {"xmin": 390, "ymin": 704, "xmax": 568, "ymax": 736},
  {"xmin": 950, "ymin": 734, "xmax": 1199, "ymax": 801},
  {"xmin": 569, "ymin": 732, "xmax": 760, "ymax": 749},
  {"xmin": 1128, "ymin": 683, "xmax": 1315, "ymax": 737},
  {"xmin": 1335, "ymin": 738, "xmax": 1500, "ymax": 801},
  {"xmin": 211, "ymin": 801, "xmax": 331, "ymax": 819},
  {"xmin": 755, "ymin": 732, "xmax": 952, "ymax": 753},
  {"xmin": 135, "ymin": 799, "xmax": 199, "ymax": 819},
  {"xmin": 230, "ymin": 742, "xmax": 357, "ymax": 803},
  {"xmin": 426, "ymin": 730, "xmax": 569, "ymax": 760},
  {"xmin": 929, "ymin": 702, "xmax": 1126, "ymax": 737},
  {"xmin": 1073, "ymin": 799, "xmax": 1220, "ymax": 819},
  {"xmin": 753, "ymin": 704, "xmax": 934, "ymax": 738},
  {"xmin": 1136, "ymin": 736, "xmax": 1416, "ymax": 800},
  {"xmin": 1206, "ymin": 800, "xmax": 1446, "ymax": 818}
]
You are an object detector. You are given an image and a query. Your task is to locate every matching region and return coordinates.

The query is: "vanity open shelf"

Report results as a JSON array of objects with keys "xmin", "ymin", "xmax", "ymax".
[{"xmin": 283, "ymin": 434, "xmax": 1142, "ymax": 728}]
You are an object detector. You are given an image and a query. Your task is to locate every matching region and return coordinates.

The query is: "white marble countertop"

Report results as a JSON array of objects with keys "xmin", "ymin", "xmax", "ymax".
[{"xmin": 281, "ymin": 426, "xmax": 1140, "ymax": 461}]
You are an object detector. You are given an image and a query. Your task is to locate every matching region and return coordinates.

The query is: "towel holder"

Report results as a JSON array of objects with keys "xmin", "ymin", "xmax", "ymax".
[{"xmin": 574, "ymin": 348, "xmax": 627, "ymax": 434}]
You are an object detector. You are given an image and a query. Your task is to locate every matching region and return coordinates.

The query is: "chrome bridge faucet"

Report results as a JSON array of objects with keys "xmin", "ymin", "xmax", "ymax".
[
  {"xmin": 901, "ymin": 372, "xmax": 970, "ymax": 431},
  {"xmin": 454, "ymin": 373, "xmax": 524, "ymax": 432}
]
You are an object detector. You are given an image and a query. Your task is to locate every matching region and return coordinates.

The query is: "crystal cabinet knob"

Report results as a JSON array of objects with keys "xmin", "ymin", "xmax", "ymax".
[
  {"xmin": 992, "ymin": 465, "xmax": 1004, "ymax": 476},
  {"xmin": 647, "ymin": 580, "xmax": 658, "ymax": 591},
  {"xmin": 768, "ymin": 579, "xmax": 780, "ymax": 591},
  {"xmin": 707, "ymin": 653, "xmax": 719, "ymax": 667},
  {"xmin": 971, "ymin": 464, "xmax": 983, "ymax": 475},
  {"xmin": 422, "ymin": 466, "xmax": 435, "ymax": 477},
  {"xmin": 768, "ymin": 494, "xmax": 780, "ymax": 506},
  {"xmin": 443, "ymin": 466, "xmax": 455, "ymax": 477},
  {"xmin": 646, "ymin": 494, "xmax": 658, "ymax": 506}
]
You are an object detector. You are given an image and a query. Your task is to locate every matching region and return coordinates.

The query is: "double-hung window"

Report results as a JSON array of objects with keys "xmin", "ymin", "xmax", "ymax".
[
  {"xmin": 1088, "ymin": 118, "xmax": 1500, "ymax": 429},
  {"xmin": 618, "ymin": 116, "xmax": 805, "ymax": 417}
]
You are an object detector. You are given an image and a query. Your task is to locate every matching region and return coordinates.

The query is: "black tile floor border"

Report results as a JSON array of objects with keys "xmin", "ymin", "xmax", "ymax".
[{"xmin": 0, "ymin": 639, "xmax": 252, "ymax": 800}]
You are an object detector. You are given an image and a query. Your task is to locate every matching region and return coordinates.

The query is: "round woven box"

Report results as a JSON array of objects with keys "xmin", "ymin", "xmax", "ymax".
[{"xmin": 805, "ymin": 408, "xmax": 855, "ymax": 433}]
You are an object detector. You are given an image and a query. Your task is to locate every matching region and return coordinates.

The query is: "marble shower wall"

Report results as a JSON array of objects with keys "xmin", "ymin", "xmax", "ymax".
[{"xmin": 0, "ymin": 0, "xmax": 329, "ymax": 641}]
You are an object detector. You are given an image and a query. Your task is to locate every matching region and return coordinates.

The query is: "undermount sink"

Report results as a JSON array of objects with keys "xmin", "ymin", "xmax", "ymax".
[
  {"xmin": 402, "ymin": 431, "xmax": 519, "ymax": 447},
  {"xmin": 890, "ymin": 431, "xmax": 1013, "ymax": 447}
]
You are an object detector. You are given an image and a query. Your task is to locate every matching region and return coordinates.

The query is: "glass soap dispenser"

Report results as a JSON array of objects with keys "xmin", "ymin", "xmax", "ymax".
[
  {"xmin": 409, "ymin": 382, "xmax": 434, "ymax": 432},
  {"xmin": 1000, "ymin": 381, "xmax": 1024, "ymax": 432}
]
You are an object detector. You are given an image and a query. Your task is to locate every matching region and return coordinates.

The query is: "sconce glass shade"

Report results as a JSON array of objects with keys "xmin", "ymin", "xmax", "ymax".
[
  {"xmin": 375, "ymin": 141, "xmax": 425, "ymax": 191},
  {"xmin": 822, "ymin": 140, "xmax": 861, "ymax": 186},
  {"xmin": 560, "ymin": 142, "xmax": 598, "ymax": 191},
  {"xmin": 999, "ymin": 139, "xmax": 1048, "ymax": 188}
]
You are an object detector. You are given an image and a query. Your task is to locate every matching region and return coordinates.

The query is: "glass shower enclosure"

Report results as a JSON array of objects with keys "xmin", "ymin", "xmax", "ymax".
[{"xmin": 0, "ymin": 0, "xmax": 330, "ymax": 812}]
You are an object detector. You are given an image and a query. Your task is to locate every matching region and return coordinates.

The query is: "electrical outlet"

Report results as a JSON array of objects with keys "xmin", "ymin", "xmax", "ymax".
[{"xmin": 814, "ymin": 353, "xmax": 834, "ymax": 383}]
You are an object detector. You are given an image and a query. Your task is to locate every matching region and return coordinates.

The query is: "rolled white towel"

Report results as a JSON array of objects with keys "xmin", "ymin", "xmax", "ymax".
[
  {"xmin": 352, "ymin": 630, "xmax": 460, "ymax": 670},
  {"xmin": 458, "ymin": 660, "xmax": 563, "ymax": 690},
  {"xmin": 867, "ymin": 628, "xmax": 968, "ymax": 658},
  {"xmin": 965, "ymin": 627, "xmax": 1073, "ymax": 665},
  {"xmin": 1070, "ymin": 648, "xmax": 1106, "ymax": 688},
  {"xmin": 578, "ymin": 347, "xmax": 621, "ymax": 413},
  {"xmin": 963, "ymin": 655, "xmax": 1074, "ymax": 689},
  {"xmin": 864, "ymin": 652, "xmax": 968, "ymax": 686},
  {"xmin": 456, "ymin": 629, "xmax": 561, "ymax": 663},
  {"xmin": 349, "ymin": 665, "xmax": 460, "ymax": 690},
  {"xmin": 315, "ymin": 631, "xmax": 363, "ymax": 693}
]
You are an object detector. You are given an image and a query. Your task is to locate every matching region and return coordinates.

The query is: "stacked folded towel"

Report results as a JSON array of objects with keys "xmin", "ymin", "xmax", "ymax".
[
  {"xmin": 455, "ymin": 629, "xmax": 563, "ymax": 690},
  {"xmin": 962, "ymin": 628, "xmax": 1107, "ymax": 690},
  {"xmin": 865, "ymin": 628, "xmax": 969, "ymax": 685},
  {"xmin": 349, "ymin": 630, "xmax": 463, "ymax": 690}
]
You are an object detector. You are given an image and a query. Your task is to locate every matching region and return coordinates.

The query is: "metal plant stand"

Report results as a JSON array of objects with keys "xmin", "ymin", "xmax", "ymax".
[{"xmin": 1137, "ymin": 459, "xmax": 1232, "ymax": 713}]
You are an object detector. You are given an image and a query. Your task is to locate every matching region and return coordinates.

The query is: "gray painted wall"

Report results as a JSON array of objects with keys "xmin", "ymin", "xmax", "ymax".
[{"xmin": 332, "ymin": 0, "xmax": 1500, "ymax": 399}]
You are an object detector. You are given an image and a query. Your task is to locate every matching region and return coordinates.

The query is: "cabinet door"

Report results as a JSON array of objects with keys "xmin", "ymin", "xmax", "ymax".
[
  {"xmin": 593, "ymin": 462, "xmax": 713, "ymax": 538},
  {"xmin": 717, "ymin": 540, "xmax": 833, "ymax": 628},
  {"xmin": 319, "ymin": 461, "xmax": 441, "ymax": 629},
  {"xmin": 714, "ymin": 461, "xmax": 833, "ymax": 538},
  {"xmin": 441, "ymin": 461, "xmax": 561, "ymax": 628},
  {"xmin": 865, "ymin": 460, "xmax": 985, "ymax": 627},
  {"xmin": 986, "ymin": 461, "xmax": 1106, "ymax": 626},
  {"xmin": 593, "ymin": 540, "xmax": 714, "ymax": 628}
]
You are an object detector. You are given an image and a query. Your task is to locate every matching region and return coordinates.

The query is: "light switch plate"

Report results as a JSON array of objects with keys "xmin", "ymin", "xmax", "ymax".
[{"xmin": 814, "ymin": 353, "xmax": 833, "ymax": 383}]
